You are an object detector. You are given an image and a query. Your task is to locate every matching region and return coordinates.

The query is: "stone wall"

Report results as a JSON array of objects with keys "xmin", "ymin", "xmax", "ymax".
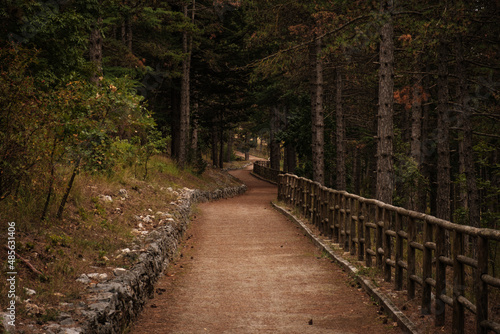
[{"xmin": 73, "ymin": 185, "xmax": 246, "ymax": 334}]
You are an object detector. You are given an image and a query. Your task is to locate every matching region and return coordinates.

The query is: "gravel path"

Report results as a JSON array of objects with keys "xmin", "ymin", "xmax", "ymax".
[{"xmin": 131, "ymin": 166, "xmax": 402, "ymax": 334}]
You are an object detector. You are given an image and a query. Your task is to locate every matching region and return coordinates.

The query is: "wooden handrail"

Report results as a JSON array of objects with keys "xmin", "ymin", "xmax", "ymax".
[{"xmin": 277, "ymin": 173, "xmax": 500, "ymax": 334}]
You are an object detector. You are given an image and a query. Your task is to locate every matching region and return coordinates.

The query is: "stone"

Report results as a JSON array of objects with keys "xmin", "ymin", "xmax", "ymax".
[
  {"xmin": 98, "ymin": 195, "xmax": 113, "ymax": 203},
  {"xmin": 60, "ymin": 318, "xmax": 75, "ymax": 326},
  {"xmin": 24, "ymin": 288, "xmax": 36, "ymax": 296},
  {"xmin": 61, "ymin": 328, "xmax": 83, "ymax": 334},
  {"xmin": 119, "ymin": 189, "xmax": 128, "ymax": 198},
  {"xmin": 76, "ymin": 274, "xmax": 90, "ymax": 284},
  {"xmin": 113, "ymin": 268, "xmax": 127, "ymax": 276}
]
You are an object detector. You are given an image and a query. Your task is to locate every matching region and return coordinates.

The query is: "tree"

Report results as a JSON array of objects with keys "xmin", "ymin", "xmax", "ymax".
[{"xmin": 376, "ymin": 0, "xmax": 394, "ymax": 204}]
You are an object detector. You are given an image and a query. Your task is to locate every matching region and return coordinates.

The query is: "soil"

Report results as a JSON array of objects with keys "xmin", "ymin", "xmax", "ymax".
[{"xmin": 131, "ymin": 165, "xmax": 403, "ymax": 334}]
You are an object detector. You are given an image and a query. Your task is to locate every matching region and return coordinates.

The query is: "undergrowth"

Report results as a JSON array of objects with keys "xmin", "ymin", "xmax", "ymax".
[{"xmin": 0, "ymin": 155, "xmax": 243, "ymax": 330}]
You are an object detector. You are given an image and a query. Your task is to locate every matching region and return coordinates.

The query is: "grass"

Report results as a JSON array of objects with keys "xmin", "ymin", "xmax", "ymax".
[{"xmin": 0, "ymin": 154, "xmax": 243, "ymax": 331}]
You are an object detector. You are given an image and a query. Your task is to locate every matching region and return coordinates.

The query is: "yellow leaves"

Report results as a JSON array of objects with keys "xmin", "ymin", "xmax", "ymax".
[{"xmin": 109, "ymin": 84, "xmax": 117, "ymax": 92}]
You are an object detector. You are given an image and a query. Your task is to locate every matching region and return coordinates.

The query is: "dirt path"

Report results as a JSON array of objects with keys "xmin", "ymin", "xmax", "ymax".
[{"xmin": 131, "ymin": 167, "xmax": 402, "ymax": 334}]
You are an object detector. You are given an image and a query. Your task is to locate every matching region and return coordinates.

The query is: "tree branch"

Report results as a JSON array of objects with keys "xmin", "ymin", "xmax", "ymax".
[{"xmin": 250, "ymin": 15, "xmax": 371, "ymax": 67}]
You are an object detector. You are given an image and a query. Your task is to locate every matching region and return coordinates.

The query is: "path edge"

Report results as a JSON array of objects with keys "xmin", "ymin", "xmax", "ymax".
[
  {"xmin": 76, "ymin": 184, "xmax": 247, "ymax": 334},
  {"xmin": 271, "ymin": 202, "xmax": 421, "ymax": 334}
]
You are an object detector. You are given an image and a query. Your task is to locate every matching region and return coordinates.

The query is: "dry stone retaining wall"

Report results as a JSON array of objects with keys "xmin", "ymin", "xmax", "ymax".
[{"xmin": 65, "ymin": 185, "xmax": 246, "ymax": 334}]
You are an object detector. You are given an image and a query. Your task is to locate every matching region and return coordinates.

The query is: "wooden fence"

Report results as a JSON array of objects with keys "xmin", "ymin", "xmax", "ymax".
[
  {"xmin": 277, "ymin": 173, "xmax": 500, "ymax": 334},
  {"xmin": 252, "ymin": 161, "xmax": 282, "ymax": 184}
]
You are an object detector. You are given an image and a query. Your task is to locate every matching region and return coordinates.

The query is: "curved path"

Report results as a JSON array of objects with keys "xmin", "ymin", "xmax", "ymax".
[{"xmin": 132, "ymin": 166, "xmax": 402, "ymax": 333}]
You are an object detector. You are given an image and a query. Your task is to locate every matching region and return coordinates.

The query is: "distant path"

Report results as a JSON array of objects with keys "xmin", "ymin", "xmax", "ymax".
[
  {"xmin": 131, "ymin": 166, "xmax": 402, "ymax": 333},
  {"xmin": 234, "ymin": 151, "xmax": 266, "ymax": 162}
]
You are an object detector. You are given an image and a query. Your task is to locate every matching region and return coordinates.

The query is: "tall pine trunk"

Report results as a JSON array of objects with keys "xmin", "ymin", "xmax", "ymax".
[
  {"xmin": 409, "ymin": 75, "xmax": 423, "ymax": 210},
  {"xmin": 283, "ymin": 106, "xmax": 296, "ymax": 173},
  {"xmin": 89, "ymin": 18, "xmax": 103, "ymax": 84},
  {"xmin": 455, "ymin": 36, "xmax": 480, "ymax": 228},
  {"xmin": 310, "ymin": 36, "xmax": 324, "ymax": 184},
  {"xmin": 376, "ymin": 0, "xmax": 394, "ymax": 204},
  {"xmin": 336, "ymin": 67, "xmax": 346, "ymax": 190},
  {"xmin": 436, "ymin": 40, "xmax": 451, "ymax": 222},
  {"xmin": 270, "ymin": 106, "xmax": 281, "ymax": 170},
  {"xmin": 178, "ymin": 3, "xmax": 192, "ymax": 167}
]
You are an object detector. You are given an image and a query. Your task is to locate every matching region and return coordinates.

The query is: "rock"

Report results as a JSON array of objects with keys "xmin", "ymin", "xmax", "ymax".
[
  {"xmin": 87, "ymin": 273, "xmax": 100, "ymax": 279},
  {"xmin": 53, "ymin": 292, "xmax": 65, "ymax": 297},
  {"xmin": 118, "ymin": 189, "xmax": 128, "ymax": 198},
  {"xmin": 98, "ymin": 273, "xmax": 108, "ymax": 280},
  {"xmin": 60, "ymin": 317, "xmax": 75, "ymax": 326},
  {"xmin": 24, "ymin": 287, "xmax": 36, "ymax": 296},
  {"xmin": 142, "ymin": 216, "xmax": 153, "ymax": 223},
  {"xmin": 76, "ymin": 274, "xmax": 90, "ymax": 284},
  {"xmin": 61, "ymin": 328, "xmax": 83, "ymax": 334},
  {"xmin": 98, "ymin": 195, "xmax": 113, "ymax": 203},
  {"xmin": 1, "ymin": 312, "xmax": 15, "ymax": 333},
  {"xmin": 45, "ymin": 323, "xmax": 61, "ymax": 332},
  {"xmin": 113, "ymin": 268, "xmax": 127, "ymax": 276},
  {"xmin": 25, "ymin": 302, "xmax": 44, "ymax": 316}
]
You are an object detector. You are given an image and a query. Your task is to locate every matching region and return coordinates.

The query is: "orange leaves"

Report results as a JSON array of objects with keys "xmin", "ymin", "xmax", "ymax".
[
  {"xmin": 288, "ymin": 24, "xmax": 309, "ymax": 36},
  {"xmin": 398, "ymin": 34, "xmax": 412, "ymax": 43},
  {"xmin": 394, "ymin": 85, "xmax": 429, "ymax": 110}
]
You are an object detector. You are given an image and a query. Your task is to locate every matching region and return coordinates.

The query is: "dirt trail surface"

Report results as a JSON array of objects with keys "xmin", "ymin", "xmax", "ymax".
[{"xmin": 131, "ymin": 166, "xmax": 402, "ymax": 334}]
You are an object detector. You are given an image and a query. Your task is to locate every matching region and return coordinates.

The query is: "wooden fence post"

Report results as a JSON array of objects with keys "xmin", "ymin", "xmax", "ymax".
[
  {"xmin": 383, "ymin": 208, "xmax": 392, "ymax": 282},
  {"xmin": 452, "ymin": 230, "xmax": 465, "ymax": 334},
  {"xmin": 407, "ymin": 216, "xmax": 416, "ymax": 299},
  {"xmin": 476, "ymin": 236, "xmax": 488, "ymax": 334},
  {"xmin": 394, "ymin": 212, "xmax": 403, "ymax": 290},
  {"xmin": 435, "ymin": 224, "xmax": 447, "ymax": 326},
  {"xmin": 334, "ymin": 192, "xmax": 341, "ymax": 243},
  {"xmin": 365, "ymin": 204, "xmax": 373, "ymax": 267},
  {"xmin": 358, "ymin": 201, "xmax": 365, "ymax": 261},
  {"xmin": 422, "ymin": 219, "xmax": 433, "ymax": 315},
  {"xmin": 350, "ymin": 198, "xmax": 357, "ymax": 256},
  {"xmin": 376, "ymin": 206, "xmax": 384, "ymax": 270}
]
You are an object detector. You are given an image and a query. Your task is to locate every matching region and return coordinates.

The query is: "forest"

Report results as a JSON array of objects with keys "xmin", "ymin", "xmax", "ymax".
[{"xmin": 1, "ymin": 0, "xmax": 499, "ymax": 231}]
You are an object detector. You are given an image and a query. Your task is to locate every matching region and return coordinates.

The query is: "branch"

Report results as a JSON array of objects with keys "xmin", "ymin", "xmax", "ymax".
[
  {"xmin": 450, "ymin": 129, "xmax": 500, "ymax": 139},
  {"xmin": 4, "ymin": 246, "xmax": 44, "ymax": 276},
  {"xmin": 250, "ymin": 15, "xmax": 371, "ymax": 67}
]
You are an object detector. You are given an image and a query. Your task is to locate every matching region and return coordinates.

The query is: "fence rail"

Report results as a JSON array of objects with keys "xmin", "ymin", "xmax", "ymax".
[
  {"xmin": 252, "ymin": 161, "xmax": 282, "ymax": 184},
  {"xmin": 276, "ymin": 173, "xmax": 500, "ymax": 334}
]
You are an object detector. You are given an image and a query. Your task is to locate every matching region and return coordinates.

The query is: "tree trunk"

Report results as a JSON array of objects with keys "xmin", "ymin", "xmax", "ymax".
[
  {"xmin": 191, "ymin": 103, "xmax": 199, "ymax": 161},
  {"xmin": 218, "ymin": 123, "xmax": 224, "ymax": 168},
  {"xmin": 270, "ymin": 106, "xmax": 281, "ymax": 170},
  {"xmin": 211, "ymin": 123, "xmax": 218, "ymax": 167},
  {"xmin": 409, "ymin": 75, "xmax": 423, "ymax": 210},
  {"xmin": 376, "ymin": 0, "xmax": 394, "ymax": 204},
  {"xmin": 170, "ymin": 83, "xmax": 181, "ymax": 159},
  {"xmin": 455, "ymin": 36, "xmax": 480, "ymax": 228},
  {"xmin": 225, "ymin": 130, "xmax": 233, "ymax": 162},
  {"xmin": 436, "ymin": 40, "xmax": 451, "ymax": 222},
  {"xmin": 336, "ymin": 67, "xmax": 346, "ymax": 190},
  {"xmin": 89, "ymin": 18, "xmax": 103, "ymax": 84},
  {"xmin": 56, "ymin": 158, "xmax": 81, "ymax": 219},
  {"xmin": 310, "ymin": 36, "xmax": 325, "ymax": 185},
  {"xmin": 283, "ymin": 106, "xmax": 296, "ymax": 173},
  {"xmin": 178, "ymin": 3, "xmax": 192, "ymax": 167}
]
